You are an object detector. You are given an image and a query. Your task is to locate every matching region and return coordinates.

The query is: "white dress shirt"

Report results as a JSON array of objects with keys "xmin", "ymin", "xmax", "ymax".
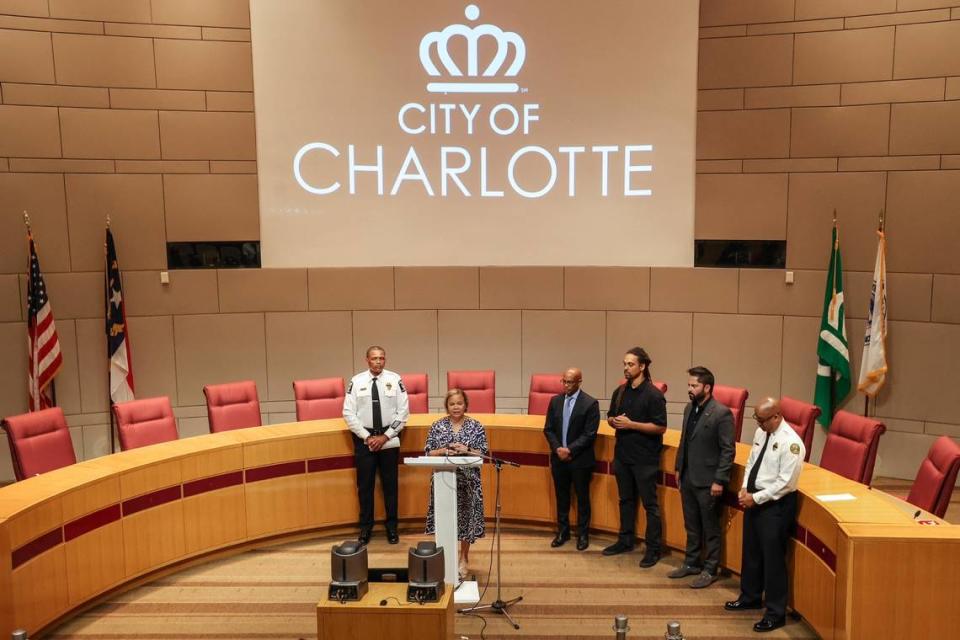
[
  {"xmin": 742, "ymin": 419, "xmax": 805, "ymax": 505},
  {"xmin": 342, "ymin": 369, "xmax": 410, "ymax": 450}
]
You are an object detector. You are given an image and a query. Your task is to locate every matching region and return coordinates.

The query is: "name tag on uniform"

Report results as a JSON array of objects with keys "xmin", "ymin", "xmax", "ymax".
[{"xmin": 357, "ymin": 386, "xmax": 371, "ymax": 397}]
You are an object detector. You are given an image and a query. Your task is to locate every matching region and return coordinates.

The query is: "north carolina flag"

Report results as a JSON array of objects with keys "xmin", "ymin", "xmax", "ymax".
[{"xmin": 106, "ymin": 228, "xmax": 135, "ymax": 403}]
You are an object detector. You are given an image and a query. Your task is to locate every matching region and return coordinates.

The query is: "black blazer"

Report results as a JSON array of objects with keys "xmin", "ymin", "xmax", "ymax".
[
  {"xmin": 543, "ymin": 391, "xmax": 601, "ymax": 470},
  {"xmin": 675, "ymin": 396, "xmax": 736, "ymax": 488}
]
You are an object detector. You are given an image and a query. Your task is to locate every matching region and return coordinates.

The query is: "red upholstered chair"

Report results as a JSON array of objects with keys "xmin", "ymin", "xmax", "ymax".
[
  {"xmin": 906, "ymin": 436, "xmax": 960, "ymax": 518},
  {"xmin": 528, "ymin": 374, "xmax": 564, "ymax": 416},
  {"xmin": 400, "ymin": 373, "xmax": 429, "ymax": 414},
  {"xmin": 713, "ymin": 384, "xmax": 749, "ymax": 442},
  {"xmin": 447, "ymin": 370, "xmax": 495, "ymax": 413},
  {"xmin": 652, "ymin": 381, "xmax": 668, "ymax": 395},
  {"xmin": 780, "ymin": 396, "xmax": 821, "ymax": 462},
  {"xmin": 293, "ymin": 377, "xmax": 345, "ymax": 421},
  {"xmin": 203, "ymin": 380, "xmax": 262, "ymax": 433},
  {"xmin": 2, "ymin": 407, "xmax": 76, "ymax": 481},
  {"xmin": 113, "ymin": 396, "xmax": 179, "ymax": 451},
  {"xmin": 819, "ymin": 411, "xmax": 886, "ymax": 485}
]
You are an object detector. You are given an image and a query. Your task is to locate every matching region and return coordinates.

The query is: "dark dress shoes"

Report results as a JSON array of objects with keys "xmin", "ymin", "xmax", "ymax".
[
  {"xmin": 576, "ymin": 535, "xmax": 589, "ymax": 551},
  {"xmin": 724, "ymin": 599, "xmax": 763, "ymax": 611},
  {"xmin": 386, "ymin": 529, "xmax": 399, "ymax": 544},
  {"xmin": 550, "ymin": 533, "xmax": 570, "ymax": 548},
  {"xmin": 638, "ymin": 552, "xmax": 660, "ymax": 568},
  {"xmin": 601, "ymin": 541, "xmax": 634, "ymax": 556},
  {"xmin": 753, "ymin": 617, "xmax": 786, "ymax": 632},
  {"xmin": 358, "ymin": 529, "xmax": 372, "ymax": 545}
]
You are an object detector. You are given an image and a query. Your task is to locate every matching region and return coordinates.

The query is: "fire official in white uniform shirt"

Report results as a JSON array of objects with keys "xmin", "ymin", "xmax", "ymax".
[
  {"xmin": 724, "ymin": 397, "xmax": 805, "ymax": 634},
  {"xmin": 343, "ymin": 346, "xmax": 410, "ymax": 545}
]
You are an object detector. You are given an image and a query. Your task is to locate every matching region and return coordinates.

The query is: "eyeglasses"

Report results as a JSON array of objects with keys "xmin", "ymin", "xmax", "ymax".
[
  {"xmin": 752, "ymin": 412, "xmax": 779, "ymax": 424},
  {"xmin": 561, "ymin": 379, "xmax": 578, "ymax": 385}
]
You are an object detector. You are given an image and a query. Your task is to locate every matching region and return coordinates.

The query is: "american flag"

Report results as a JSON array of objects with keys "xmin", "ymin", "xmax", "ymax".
[
  {"xmin": 106, "ymin": 228, "xmax": 134, "ymax": 403},
  {"xmin": 27, "ymin": 232, "xmax": 63, "ymax": 411}
]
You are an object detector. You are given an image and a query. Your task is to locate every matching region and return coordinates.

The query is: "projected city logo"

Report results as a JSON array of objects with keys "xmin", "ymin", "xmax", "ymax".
[
  {"xmin": 293, "ymin": 4, "xmax": 653, "ymax": 200},
  {"xmin": 420, "ymin": 4, "xmax": 525, "ymax": 94}
]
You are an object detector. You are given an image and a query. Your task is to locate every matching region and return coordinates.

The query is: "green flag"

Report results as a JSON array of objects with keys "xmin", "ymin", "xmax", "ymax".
[{"xmin": 814, "ymin": 222, "xmax": 852, "ymax": 426}]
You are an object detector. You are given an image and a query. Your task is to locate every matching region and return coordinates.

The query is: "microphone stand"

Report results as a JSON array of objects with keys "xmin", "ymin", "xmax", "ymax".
[{"xmin": 457, "ymin": 449, "xmax": 522, "ymax": 629}]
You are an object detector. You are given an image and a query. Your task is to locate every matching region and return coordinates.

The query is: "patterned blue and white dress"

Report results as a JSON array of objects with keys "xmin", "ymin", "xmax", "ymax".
[{"xmin": 424, "ymin": 416, "xmax": 488, "ymax": 543}]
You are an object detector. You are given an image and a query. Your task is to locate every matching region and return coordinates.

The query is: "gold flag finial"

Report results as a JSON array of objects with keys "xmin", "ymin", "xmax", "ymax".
[
  {"xmin": 878, "ymin": 209, "xmax": 885, "ymax": 232},
  {"xmin": 106, "ymin": 212, "xmax": 111, "ymax": 228},
  {"xmin": 23, "ymin": 210, "xmax": 31, "ymax": 231}
]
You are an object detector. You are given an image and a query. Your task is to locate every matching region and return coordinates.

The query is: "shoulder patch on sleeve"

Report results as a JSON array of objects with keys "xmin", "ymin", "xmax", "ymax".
[
  {"xmin": 790, "ymin": 443, "xmax": 800, "ymax": 455},
  {"xmin": 398, "ymin": 379, "xmax": 406, "ymax": 392},
  {"xmin": 347, "ymin": 381, "xmax": 353, "ymax": 394}
]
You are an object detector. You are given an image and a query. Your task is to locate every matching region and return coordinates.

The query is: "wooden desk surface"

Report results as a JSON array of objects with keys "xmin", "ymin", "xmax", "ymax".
[{"xmin": 0, "ymin": 413, "xmax": 954, "ymax": 640}]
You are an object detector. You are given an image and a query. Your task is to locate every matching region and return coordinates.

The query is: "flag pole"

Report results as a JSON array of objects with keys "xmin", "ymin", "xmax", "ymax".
[
  {"xmin": 106, "ymin": 214, "xmax": 116, "ymax": 453},
  {"xmin": 863, "ymin": 209, "xmax": 885, "ymax": 417}
]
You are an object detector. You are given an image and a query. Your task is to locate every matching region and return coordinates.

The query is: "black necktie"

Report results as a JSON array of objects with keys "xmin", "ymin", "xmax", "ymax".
[
  {"xmin": 746, "ymin": 433, "xmax": 769, "ymax": 493},
  {"xmin": 370, "ymin": 377, "xmax": 383, "ymax": 433}
]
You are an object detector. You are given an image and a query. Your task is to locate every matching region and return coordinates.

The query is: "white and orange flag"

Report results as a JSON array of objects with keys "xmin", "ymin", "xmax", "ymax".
[{"xmin": 858, "ymin": 228, "xmax": 888, "ymax": 398}]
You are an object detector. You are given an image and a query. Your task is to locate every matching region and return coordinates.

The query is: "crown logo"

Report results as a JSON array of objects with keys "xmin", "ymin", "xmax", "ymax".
[{"xmin": 419, "ymin": 4, "xmax": 526, "ymax": 94}]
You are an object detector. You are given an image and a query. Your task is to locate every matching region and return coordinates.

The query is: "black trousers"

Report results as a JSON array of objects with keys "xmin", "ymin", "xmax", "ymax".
[
  {"xmin": 740, "ymin": 491, "xmax": 797, "ymax": 619},
  {"xmin": 679, "ymin": 478, "xmax": 723, "ymax": 573},
  {"xmin": 551, "ymin": 462, "xmax": 592, "ymax": 537},
  {"xmin": 354, "ymin": 441, "xmax": 399, "ymax": 532},
  {"xmin": 613, "ymin": 459, "xmax": 661, "ymax": 552}
]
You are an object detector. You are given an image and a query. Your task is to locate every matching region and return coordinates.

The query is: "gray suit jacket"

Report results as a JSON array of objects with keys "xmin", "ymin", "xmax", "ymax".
[{"xmin": 675, "ymin": 396, "xmax": 736, "ymax": 488}]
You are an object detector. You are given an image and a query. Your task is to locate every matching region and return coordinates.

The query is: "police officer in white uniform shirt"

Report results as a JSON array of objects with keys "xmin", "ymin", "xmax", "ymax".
[
  {"xmin": 724, "ymin": 397, "xmax": 805, "ymax": 633},
  {"xmin": 343, "ymin": 346, "xmax": 410, "ymax": 545}
]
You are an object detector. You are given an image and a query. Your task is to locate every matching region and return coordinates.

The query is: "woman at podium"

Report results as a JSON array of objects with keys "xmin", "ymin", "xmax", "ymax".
[{"xmin": 424, "ymin": 388, "xmax": 488, "ymax": 580}]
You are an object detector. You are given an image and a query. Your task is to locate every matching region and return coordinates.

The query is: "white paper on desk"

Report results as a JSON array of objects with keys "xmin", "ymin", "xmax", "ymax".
[{"xmin": 816, "ymin": 493, "xmax": 857, "ymax": 502}]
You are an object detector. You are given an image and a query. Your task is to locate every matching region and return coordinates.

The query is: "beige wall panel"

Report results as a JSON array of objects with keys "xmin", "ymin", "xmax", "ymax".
[
  {"xmin": 695, "ymin": 173, "xmax": 787, "ymax": 239},
  {"xmin": 563, "ymin": 267, "xmax": 650, "ymax": 311},
  {"xmin": 50, "ymin": 0, "xmax": 149, "ymax": 21},
  {"xmin": 438, "ymin": 310, "xmax": 521, "ymax": 397},
  {"xmin": 846, "ymin": 9, "xmax": 950, "ymax": 29},
  {"xmin": 697, "ymin": 88, "xmax": 744, "ymax": 111},
  {"xmin": 745, "ymin": 85, "xmax": 840, "ymax": 109},
  {"xmin": 479, "ymin": 267, "xmax": 563, "ymax": 309},
  {"xmin": 65, "ymin": 174, "xmax": 166, "ymax": 271},
  {"xmin": 352, "ymin": 310, "xmax": 439, "ymax": 395},
  {"xmin": 739, "ymin": 269, "xmax": 823, "ymax": 317},
  {"xmin": 206, "ymin": 91, "xmax": 254, "ymax": 111},
  {"xmin": 700, "ymin": 25, "xmax": 747, "ymax": 38},
  {"xmin": 742, "ymin": 158, "xmax": 837, "ymax": 173},
  {"xmin": 159, "ymin": 111, "xmax": 255, "ymax": 160},
  {"xmin": 202, "ymin": 27, "xmax": 251, "ymax": 42},
  {"xmin": 0, "ymin": 104, "xmax": 59, "ymax": 157},
  {"xmin": 0, "ymin": 274, "xmax": 20, "ymax": 321},
  {"xmin": 155, "ymin": 39, "xmax": 252, "ymax": 91},
  {"xmin": 925, "ymin": 421, "xmax": 960, "ymax": 439},
  {"xmin": 894, "ymin": 21, "xmax": 960, "ymax": 79},
  {"xmin": 210, "ymin": 160, "xmax": 256, "ymax": 173},
  {"xmin": 104, "ymin": 23, "xmax": 200, "ymax": 39},
  {"xmin": 52, "ymin": 34, "xmax": 155, "ymax": 88},
  {"xmin": 60, "ymin": 108, "xmax": 160, "ymax": 159},
  {"xmin": 123, "ymin": 269, "xmax": 219, "ymax": 317},
  {"xmin": 948, "ymin": 77, "xmax": 960, "ymax": 101},
  {"xmin": 795, "ymin": 0, "xmax": 897, "ymax": 19},
  {"xmin": 126, "ymin": 315, "xmax": 178, "ymax": 404},
  {"xmin": 151, "ymin": 0, "xmax": 250, "ymax": 28},
  {"xmin": 838, "ymin": 155, "xmax": 940, "ymax": 171},
  {"xmin": 264, "ymin": 311, "xmax": 353, "ymax": 401},
  {"xmin": 790, "ymin": 105, "xmax": 890, "ymax": 158},
  {"xmin": 395, "ymin": 267, "xmax": 478, "ymax": 310},
  {"xmin": 890, "ymin": 101, "xmax": 960, "ymax": 155},
  {"xmin": 841, "ymin": 78, "xmax": 945, "ymax": 105},
  {"xmin": 692, "ymin": 313, "xmax": 782, "ymax": 420},
  {"xmin": 606, "ymin": 312, "xmax": 693, "ymax": 403},
  {"xmin": 0, "ymin": 14, "xmax": 103, "ymax": 34},
  {"xmin": 932, "ymin": 275, "xmax": 960, "ymax": 324},
  {"xmin": 115, "ymin": 160, "xmax": 207, "ymax": 173},
  {"xmin": 521, "ymin": 311, "xmax": 605, "ymax": 399},
  {"xmin": 163, "ymin": 174, "xmax": 259, "ymax": 241},
  {"xmin": 785, "ymin": 172, "xmax": 887, "ymax": 271},
  {"xmin": 0, "ymin": 173, "xmax": 69, "ymax": 273},
  {"xmin": 885, "ymin": 170, "xmax": 960, "ymax": 273},
  {"xmin": 9, "ymin": 159, "xmax": 114, "ymax": 173},
  {"xmin": 697, "ymin": 109, "xmax": 790, "ymax": 159},
  {"xmin": 700, "ymin": 0, "xmax": 794, "ymax": 26},
  {"xmin": 75, "ymin": 318, "xmax": 107, "ymax": 414},
  {"xmin": 899, "ymin": 0, "xmax": 960, "ymax": 9},
  {"xmin": 780, "ymin": 315, "xmax": 866, "ymax": 415},
  {"xmin": 794, "ymin": 27, "xmax": 894, "ymax": 85},
  {"xmin": 0, "ymin": 432, "xmax": 14, "ymax": 480},
  {"xmin": 0, "ymin": 28, "xmax": 53, "ymax": 83},
  {"xmin": 0, "ymin": 0, "xmax": 48, "ymax": 17},
  {"xmin": 308, "ymin": 268, "xmax": 394, "ymax": 311},
  {"xmin": 1, "ymin": 83, "xmax": 108, "ymax": 108},
  {"xmin": 698, "ymin": 35, "xmax": 793, "ymax": 89},
  {"xmin": 875, "ymin": 430, "xmax": 938, "ymax": 481},
  {"xmin": 650, "ymin": 267, "xmax": 739, "ymax": 313},
  {"xmin": 109, "ymin": 88, "xmax": 205, "ymax": 111},
  {"xmin": 844, "ymin": 271, "xmax": 932, "ymax": 322},
  {"xmin": 0, "ymin": 321, "xmax": 28, "ymax": 418},
  {"xmin": 218, "ymin": 269, "xmax": 307, "ymax": 313},
  {"xmin": 747, "ymin": 18, "xmax": 844, "ymax": 36},
  {"xmin": 81, "ymin": 423, "xmax": 110, "ymax": 460},
  {"xmin": 174, "ymin": 312, "xmax": 267, "ymax": 405},
  {"xmin": 176, "ymin": 416, "xmax": 208, "ymax": 439},
  {"xmin": 15, "ymin": 271, "xmax": 99, "ymax": 323}
]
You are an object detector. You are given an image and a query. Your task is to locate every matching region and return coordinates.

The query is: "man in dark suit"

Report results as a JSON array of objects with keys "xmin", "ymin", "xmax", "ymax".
[
  {"xmin": 543, "ymin": 368, "xmax": 600, "ymax": 551},
  {"xmin": 670, "ymin": 366, "xmax": 736, "ymax": 588}
]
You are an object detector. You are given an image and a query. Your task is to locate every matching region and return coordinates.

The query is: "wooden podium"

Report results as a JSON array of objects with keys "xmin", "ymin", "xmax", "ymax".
[{"xmin": 316, "ymin": 582, "xmax": 453, "ymax": 640}]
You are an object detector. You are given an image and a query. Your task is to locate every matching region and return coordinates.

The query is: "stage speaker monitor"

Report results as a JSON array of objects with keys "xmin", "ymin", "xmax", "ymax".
[
  {"xmin": 407, "ymin": 541, "xmax": 445, "ymax": 603},
  {"xmin": 329, "ymin": 540, "xmax": 369, "ymax": 602}
]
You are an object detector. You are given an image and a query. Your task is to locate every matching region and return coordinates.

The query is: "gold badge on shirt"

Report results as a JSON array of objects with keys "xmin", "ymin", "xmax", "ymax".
[
  {"xmin": 790, "ymin": 443, "xmax": 801, "ymax": 455},
  {"xmin": 386, "ymin": 382, "xmax": 392, "ymax": 390},
  {"xmin": 772, "ymin": 443, "xmax": 778, "ymax": 451}
]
